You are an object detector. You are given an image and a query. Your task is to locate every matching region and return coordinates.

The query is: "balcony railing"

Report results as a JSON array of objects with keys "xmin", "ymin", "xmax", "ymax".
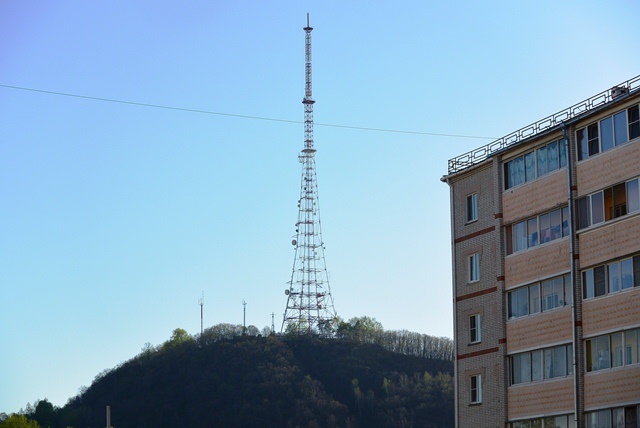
[{"xmin": 447, "ymin": 75, "xmax": 640, "ymax": 175}]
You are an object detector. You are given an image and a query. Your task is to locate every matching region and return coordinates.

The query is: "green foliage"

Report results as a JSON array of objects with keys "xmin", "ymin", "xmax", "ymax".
[
  {"xmin": 337, "ymin": 316, "xmax": 384, "ymax": 343},
  {"xmin": 11, "ymin": 325, "xmax": 452, "ymax": 427},
  {"xmin": 0, "ymin": 414, "xmax": 40, "ymax": 428},
  {"xmin": 337, "ymin": 316, "xmax": 454, "ymax": 360},
  {"xmin": 163, "ymin": 327, "xmax": 193, "ymax": 348},
  {"xmin": 55, "ymin": 328, "xmax": 453, "ymax": 427},
  {"xmin": 197, "ymin": 323, "xmax": 262, "ymax": 346},
  {"xmin": 284, "ymin": 318, "xmax": 310, "ymax": 336},
  {"xmin": 32, "ymin": 400, "xmax": 55, "ymax": 428}
]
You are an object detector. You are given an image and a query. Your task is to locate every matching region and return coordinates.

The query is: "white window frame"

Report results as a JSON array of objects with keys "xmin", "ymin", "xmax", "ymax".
[
  {"xmin": 469, "ymin": 314, "xmax": 481, "ymax": 343},
  {"xmin": 466, "ymin": 193, "xmax": 478, "ymax": 223},
  {"xmin": 470, "ymin": 374, "xmax": 482, "ymax": 404},
  {"xmin": 577, "ymin": 104, "xmax": 640, "ymax": 162},
  {"xmin": 468, "ymin": 253, "xmax": 480, "ymax": 283}
]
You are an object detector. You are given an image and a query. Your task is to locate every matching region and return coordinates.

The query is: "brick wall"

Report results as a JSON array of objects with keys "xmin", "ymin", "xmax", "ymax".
[
  {"xmin": 504, "ymin": 240, "xmax": 571, "ymax": 289},
  {"xmin": 503, "ymin": 169, "xmax": 567, "ymax": 224},
  {"xmin": 507, "ymin": 378, "xmax": 574, "ymax": 420},
  {"xmin": 576, "ymin": 138, "xmax": 640, "ymax": 196},
  {"xmin": 584, "ymin": 367, "xmax": 640, "ymax": 410},
  {"xmin": 582, "ymin": 288, "xmax": 640, "ymax": 337},
  {"xmin": 450, "ymin": 162, "xmax": 506, "ymax": 427},
  {"xmin": 458, "ymin": 357, "xmax": 506, "ymax": 427},
  {"xmin": 579, "ymin": 214, "xmax": 640, "ymax": 268},
  {"xmin": 506, "ymin": 308, "xmax": 573, "ymax": 353}
]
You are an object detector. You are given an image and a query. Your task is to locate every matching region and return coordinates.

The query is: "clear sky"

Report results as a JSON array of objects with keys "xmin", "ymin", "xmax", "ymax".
[{"xmin": 1, "ymin": 0, "xmax": 639, "ymax": 414}]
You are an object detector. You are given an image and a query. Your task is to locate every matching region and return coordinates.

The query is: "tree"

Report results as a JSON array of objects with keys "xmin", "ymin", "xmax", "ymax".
[
  {"xmin": 170, "ymin": 328, "xmax": 190, "ymax": 343},
  {"xmin": 284, "ymin": 318, "xmax": 309, "ymax": 336},
  {"xmin": 245, "ymin": 325, "xmax": 260, "ymax": 337},
  {"xmin": 162, "ymin": 327, "xmax": 194, "ymax": 350},
  {"xmin": 0, "ymin": 414, "xmax": 40, "ymax": 428},
  {"xmin": 337, "ymin": 316, "xmax": 384, "ymax": 343},
  {"xmin": 32, "ymin": 399, "xmax": 56, "ymax": 428}
]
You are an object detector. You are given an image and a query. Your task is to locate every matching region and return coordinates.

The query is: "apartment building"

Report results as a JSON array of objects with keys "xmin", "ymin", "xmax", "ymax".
[{"xmin": 442, "ymin": 76, "xmax": 640, "ymax": 428}]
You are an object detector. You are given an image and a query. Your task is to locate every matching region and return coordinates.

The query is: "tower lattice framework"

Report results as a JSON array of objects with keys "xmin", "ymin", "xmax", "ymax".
[{"xmin": 282, "ymin": 15, "xmax": 336, "ymax": 335}]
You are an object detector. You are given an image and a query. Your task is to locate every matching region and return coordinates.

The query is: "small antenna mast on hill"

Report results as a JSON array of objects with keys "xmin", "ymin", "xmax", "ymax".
[
  {"xmin": 242, "ymin": 300, "xmax": 247, "ymax": 332},
  {"xmin": 198, "ymin": 292, "xmax": 204, "ymax": 336},
  {"xmin": 271, "ymin": 312, "xmax": 275, "ymax": 334}
]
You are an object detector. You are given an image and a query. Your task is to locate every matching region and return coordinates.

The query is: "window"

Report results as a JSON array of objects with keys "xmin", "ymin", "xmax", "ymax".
[
  {"xmin": 510, "ymin": 344, "xmax": 572, "ymax": 385},
  {"xmin": 468, "ymin": 253, "xmax": 480, "ymax": 282},
  {"xmin": 630, "ymin": 105, "xmax": 640, "ymax": 140},
  {"xmin": 583, "ymin": 255, "xmax": 640, "ymax": 299},
  {"xmin": 511, "ymin": 414, "xmax": 575, "ymax": 428},
  {"xmin": 625, "ymin": 329, "xmax": 638, "ymax": 365},
  {"xmin": 507, "ymin": 207, "xmax": 569, "ymax": 254},
  {"xmin": 508, "ymin": 286, "xmax": 529, "ymax": 318},
  {"xmin": 583, "ymin": 265, "xmax": 606, "ymax": 299},
  {"xmin": 586, "ymin": 335, "xmax": 610, "ymax": 371},
  {"xmin": 585, "ymin": 407, "xmax": 630, "ymax": 428},
  {"xmin": 542, "ymin": 276, "xmax": 565, "ymax": 311},
  {"xmin": 577, "ymin": 178, "xmax": 640, "ymax": 229},
  {"xmin": 466, "ymin": 193, "xmax": 478, "ymax": 223},
  {"xmin": 508, "ymin": 274, "xmax": 570, "ymax": 319},
  {"xmin": 629, "ymin": 178, "xmax": 640, "ymax": 213},
  {"xmin": 577, "ymin": 104, "xmax": 640, "ymax": 161},
  {"xmin": 585, "ymin": 409, "xmax": 613, "ymax": 428},
  {"xmin": 586, "ymin": 329, "xmax": 639, "ymax": 372},
  {"xmin": 529, "ymin": 283, "xmax": 541, "ymax": 314},
  {"xmin": 512, "ymin": 352, "xmax": 532, "ymax": 384},
  {"xmin": 612, "ymin": 332, "xmax": 623, "ymax": 368},
  {"xmin": 504, "ymin": 139, "xmax": 567, "ymax": 189},
  {"xmin": 505, "ymin": 155, "xmax": 525, "ymax": 189},
  {"xmin": 470, "ymin": 374, "xmax": 482, "ymax": 404},
  {"xmin": 469, "ymin": 314, "xmax": 481, "ymax": 343},
  {"xmin": 544, "ymin": 345, "xmax": 569, "ymax": 378}
]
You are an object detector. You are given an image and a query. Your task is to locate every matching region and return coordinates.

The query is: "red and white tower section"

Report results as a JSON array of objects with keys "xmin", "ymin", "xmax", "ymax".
[{"xmin": 282, "ymin": 15, "xmax": 337, "ymax": 335}]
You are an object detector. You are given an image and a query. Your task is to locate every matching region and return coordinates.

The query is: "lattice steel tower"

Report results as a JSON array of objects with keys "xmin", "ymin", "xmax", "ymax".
[{"xmin": 282, "ymin": 14, "xmax": 337, "ymax": 335}]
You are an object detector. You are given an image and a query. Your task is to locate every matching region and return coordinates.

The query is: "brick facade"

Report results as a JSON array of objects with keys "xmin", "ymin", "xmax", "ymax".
[{"xmin": 444, "ymin": 84, "xmax": 640, "ymax": 427}]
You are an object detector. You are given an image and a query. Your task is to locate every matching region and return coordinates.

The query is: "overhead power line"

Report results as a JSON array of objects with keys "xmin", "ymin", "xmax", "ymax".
[{"xmin": 0, "ymin": 84, "xmax": 497, "ymax": 140}]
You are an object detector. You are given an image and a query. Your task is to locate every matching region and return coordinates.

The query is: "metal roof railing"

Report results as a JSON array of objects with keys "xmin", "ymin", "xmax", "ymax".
[{"xmin": 447, "ymin": 74, "xmax": 640, "ymax": 175}]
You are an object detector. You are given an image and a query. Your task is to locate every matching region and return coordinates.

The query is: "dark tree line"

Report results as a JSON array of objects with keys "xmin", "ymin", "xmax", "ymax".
[
  {"xmin": 5, "ymin": 321, "xmax": 454, "ymax": 428},
  {"xmin": 193, "ymin": 317, "xmax": 454, "ymax": 361},
  {"xmin": 335, "ymin": 316, "xmax": 454, "ymax": 361}
]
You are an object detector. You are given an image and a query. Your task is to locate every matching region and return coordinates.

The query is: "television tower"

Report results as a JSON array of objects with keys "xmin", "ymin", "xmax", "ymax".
[{"xmin": 282, "ymin": 14, "xmax": 337, "ymax": 335}]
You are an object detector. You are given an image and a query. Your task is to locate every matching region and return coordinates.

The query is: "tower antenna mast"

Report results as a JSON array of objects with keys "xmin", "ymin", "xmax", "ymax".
[
  {"xmin": 198, "ymin": 292, "xmax": 204, "ymax": 336},
  {"xmin": 282, "ymin": 14, "xmax": 337, "ymax": 336},
  {"xmin": 242, "ymin": 300, "xmax": 247, "ymax": 333},
  {"xmin": 271, "ymin": 312, "xmax": 275, "ymax": 335}
]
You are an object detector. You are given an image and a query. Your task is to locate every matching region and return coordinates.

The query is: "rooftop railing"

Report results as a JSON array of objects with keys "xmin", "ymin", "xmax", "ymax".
[{"xmin": 447, "ymin": 74, "xmax": 640, "ymax": 175}]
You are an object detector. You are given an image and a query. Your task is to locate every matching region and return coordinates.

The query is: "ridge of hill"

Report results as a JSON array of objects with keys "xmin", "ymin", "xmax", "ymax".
[{"xmin": 48, "ymin": 335, "xmax": 453, "ymax": 428}]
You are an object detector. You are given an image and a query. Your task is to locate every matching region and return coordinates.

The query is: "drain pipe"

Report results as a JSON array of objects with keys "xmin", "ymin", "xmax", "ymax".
[{"xmin": 563, "ymin": 124, "xmax": 581, "ymax": 428}]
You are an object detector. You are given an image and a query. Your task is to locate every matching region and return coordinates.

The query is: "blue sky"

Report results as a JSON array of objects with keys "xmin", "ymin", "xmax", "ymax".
[{"xmin": 1, "ymin": 0, "xmax": 639, "ymax": 413}]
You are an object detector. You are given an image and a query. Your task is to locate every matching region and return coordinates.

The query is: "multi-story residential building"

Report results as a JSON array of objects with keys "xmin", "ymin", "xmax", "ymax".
[{"xmin": 442, "ymin": 76, "xmax": 640, "ymax": 428}]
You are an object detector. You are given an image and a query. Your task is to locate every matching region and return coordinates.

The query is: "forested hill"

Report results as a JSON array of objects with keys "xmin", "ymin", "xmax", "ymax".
[{"xmin": 43, "ymin": 332, "xmax": 454, "ymax": 428}]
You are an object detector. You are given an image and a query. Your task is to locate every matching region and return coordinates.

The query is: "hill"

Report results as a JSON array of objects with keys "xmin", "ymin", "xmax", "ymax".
[{"xmin": 49, "ymin": 334, "xmax": 453, "ymax": 428}]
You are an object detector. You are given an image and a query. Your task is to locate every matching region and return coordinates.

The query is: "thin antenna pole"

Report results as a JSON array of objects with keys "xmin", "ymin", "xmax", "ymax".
[
  {"xmin": 198, "ymin": 292, "xmax": 204, "ymax": 336},
  {"xmin": 271, "ymin": 312, "xmax": 275, "ymax": 334},
  {"xmin": 242, "ymin": 300, "xmax": 247, "ymax": 331}
]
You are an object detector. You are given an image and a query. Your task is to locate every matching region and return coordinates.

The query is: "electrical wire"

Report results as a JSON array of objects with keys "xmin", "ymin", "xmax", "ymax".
[{"xmin": 0, "ymin": 84, "xmax": 497, "ymax": 140}]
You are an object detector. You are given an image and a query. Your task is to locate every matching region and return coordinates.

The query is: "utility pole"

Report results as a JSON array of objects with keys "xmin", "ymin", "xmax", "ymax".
[
  {"xmin": 198, "ymin": 292, "xmax": 204, "ymax": 336},
  {"xmin": 271, "ymin": 312, "xmax": 275, "ymax": 334},
  {"xmin": 242, "ymin": 300, "xmax": 247, "ymax": 333}
]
